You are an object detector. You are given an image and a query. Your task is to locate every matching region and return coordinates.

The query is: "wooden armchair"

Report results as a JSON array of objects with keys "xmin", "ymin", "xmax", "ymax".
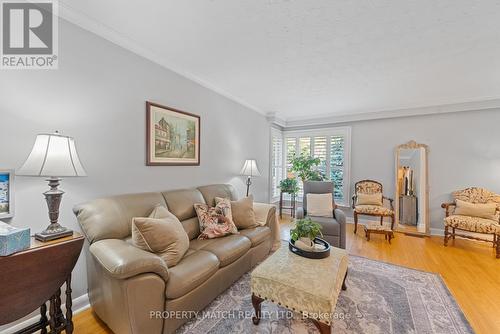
[
  {"xmin": 352, "ymin": 180, "xmax": 394, "ymax": 234},
  {"xmin": 442, "ymin": 187, "xmax": 500, "ymax": 258}
]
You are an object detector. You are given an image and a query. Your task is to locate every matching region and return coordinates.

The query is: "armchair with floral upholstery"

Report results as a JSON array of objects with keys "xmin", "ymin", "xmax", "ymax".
[
  {"xmin": 352, "ymin": 180, "xmax": 394, "ymax": 234},
  {"xmin": 442, "ymin": 187, "xmax": 500, "ymax": 258}
]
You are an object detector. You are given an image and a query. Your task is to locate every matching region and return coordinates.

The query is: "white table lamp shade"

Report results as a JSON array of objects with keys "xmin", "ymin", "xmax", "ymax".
[
  {"xmin": 240, "ymin": 159, "xmax": 261, "ymax": 177},
  {"xmin": 17, "ymin": 133, "xmax": 87, "ymax": 177}
]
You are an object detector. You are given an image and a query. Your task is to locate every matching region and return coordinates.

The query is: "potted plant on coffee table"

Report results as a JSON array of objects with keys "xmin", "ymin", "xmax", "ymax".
[{"xmin": 289, "ymin": 218, "xmax": 330, "ymax": 258}]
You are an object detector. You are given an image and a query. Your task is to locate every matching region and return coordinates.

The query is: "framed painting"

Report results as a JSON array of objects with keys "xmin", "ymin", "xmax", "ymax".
[
  {"xmin": 146, "ymin": 101, "xmax": 200, "ymax": 166},
  {"xmin": 0, "ymin": 170, "xmax": 14, "ymax": 219}
]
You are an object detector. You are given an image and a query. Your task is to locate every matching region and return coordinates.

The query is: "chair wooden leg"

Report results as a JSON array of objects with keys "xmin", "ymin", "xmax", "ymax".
[
  {"xmin": 354, "ymin": 211, "xmax": 358, "ymax": 234},
  {"xmin": 452, "ymin": 227, "xmax": 456, "ymax": 239},
  {"xmin": 494, "ymin": 234, "xmax": 497, "ymax": 248},
  {"xmin": 390, "ymin": 214, "xmax": 395, "ymax": 230},
  {"xmin": 496, "ymin": 237, "xmax": 500, "ymax": 259},
  {"xmin": 444, "ymin": 226, "xmax": 449, "ymax": 246},
  {"xmin": 380, "ymin": 216, "xmax": 383, "ymax": 225}
]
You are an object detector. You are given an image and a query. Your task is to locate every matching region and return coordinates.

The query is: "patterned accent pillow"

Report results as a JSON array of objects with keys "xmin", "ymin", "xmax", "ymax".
[{"xmin": 194, "ymin": 202, "xmax": 238, "ymax": 239}]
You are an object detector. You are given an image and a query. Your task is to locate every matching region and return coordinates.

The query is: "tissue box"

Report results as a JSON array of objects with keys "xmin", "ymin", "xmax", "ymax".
[{"xmin": 0, "ymin": 222, "xmax": 30, "ymax": 256}]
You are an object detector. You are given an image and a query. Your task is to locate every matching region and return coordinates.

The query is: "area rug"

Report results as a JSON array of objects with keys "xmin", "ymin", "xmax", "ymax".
[{"xmin": 177, "ymin": 256, "xmax": 473, "ymax": 334}]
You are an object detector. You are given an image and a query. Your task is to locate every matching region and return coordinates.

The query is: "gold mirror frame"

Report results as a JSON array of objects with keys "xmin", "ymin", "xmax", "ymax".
[{"xmin": 394, "ymin": 140, "xmax": 430, "ymax": 236}]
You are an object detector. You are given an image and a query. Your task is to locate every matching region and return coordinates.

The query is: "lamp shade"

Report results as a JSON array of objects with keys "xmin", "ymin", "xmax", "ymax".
[
  {"xmin": 17, "ymin": 132, "xmax": 87, "ymax": 177},
  {"xmin": 240, "ymin": 159, "xmax": 261, "ymax": 177}
]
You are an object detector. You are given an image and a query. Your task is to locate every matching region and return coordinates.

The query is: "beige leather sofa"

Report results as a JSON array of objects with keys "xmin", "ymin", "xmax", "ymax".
[{"xmin": 73, "ymin": 184, "xmax": 278, "ymax": 334}]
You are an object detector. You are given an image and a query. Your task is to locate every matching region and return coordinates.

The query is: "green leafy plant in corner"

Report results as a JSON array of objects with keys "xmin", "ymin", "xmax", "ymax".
[
  {"xmin": 290, "ymin": 153, "xmax": 325, "ymax": 181},
  {"xmin": 279, "ymin": 178, "xmax": 299, "ymax": 194},
  {"xmin": 290, "ymin": 218, "xmax": 323, "ymax": 242}
]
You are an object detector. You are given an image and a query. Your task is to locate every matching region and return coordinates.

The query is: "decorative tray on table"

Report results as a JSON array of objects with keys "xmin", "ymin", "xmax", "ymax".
[{"xmin": 289, "ymin": 237, "xmax": 331, "ymax": 259}]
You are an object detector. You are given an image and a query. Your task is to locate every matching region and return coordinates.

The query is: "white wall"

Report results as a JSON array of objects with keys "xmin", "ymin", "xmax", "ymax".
[
  {"xmin": 0, "ymin": 18, "xmax": 270, "ymax": 329},
  {"xmin": 347, "ymin": 109, "xmax": 500, "ymax": 231}
]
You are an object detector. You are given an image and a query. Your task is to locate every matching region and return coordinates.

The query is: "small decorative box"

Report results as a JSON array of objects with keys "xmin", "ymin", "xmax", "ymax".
[{"xmin": 0, "ymin": 222, "xmax": 30, "ymax": 256}]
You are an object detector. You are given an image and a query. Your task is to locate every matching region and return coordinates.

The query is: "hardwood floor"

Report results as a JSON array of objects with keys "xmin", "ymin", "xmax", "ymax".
[{"xmin": 74, "ymin": 217, "xmax": 500, "ymax": 334}]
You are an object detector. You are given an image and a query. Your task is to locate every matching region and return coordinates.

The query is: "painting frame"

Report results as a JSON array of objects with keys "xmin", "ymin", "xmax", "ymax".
[
  {"xmin": 146, "ymin": 101, "xmax": 201, "ymax": 166},
  {"xmin": 0, "ymin": 170, "xmax": 14, "ymax": 219}
]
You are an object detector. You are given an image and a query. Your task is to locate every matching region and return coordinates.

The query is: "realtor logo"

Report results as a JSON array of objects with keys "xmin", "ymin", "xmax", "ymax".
[{"xmin": 1, "ymin": 0, "xmax": 58, "ymax": 69}]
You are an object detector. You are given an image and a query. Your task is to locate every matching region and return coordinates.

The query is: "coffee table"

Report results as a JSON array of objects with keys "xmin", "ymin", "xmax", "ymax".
[
  {"xmin": 364, "ymin": 222, "xmax": 394, "ymax": 243},
  {"xmin": 251, "ymin": 242, "xmax": 348, "ymax": 333}
]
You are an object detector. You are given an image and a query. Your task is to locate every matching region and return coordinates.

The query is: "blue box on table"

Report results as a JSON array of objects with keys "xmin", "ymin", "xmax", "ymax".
[{"xmin": 0, "ymin": 221, "xmax": 30, "ymax": 256}]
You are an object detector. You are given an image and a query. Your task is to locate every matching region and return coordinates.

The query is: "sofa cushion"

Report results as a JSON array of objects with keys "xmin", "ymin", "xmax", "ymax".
[
  {"xmin": 444, "ymin": 215, "xmax": 500, "ymax": 234},
  {"xmin": 238, "ymin": 226, "xmax": 271, "ymax": 247},
  {"xmin": 189, "ymin": 235, "xmax": 251, "ymax": 267},
  {"xmin": 197, "ymin": 184, "xmax": 238, "ymax": 207},
  {"xmin": 162, "ymin": 189, "xmax": 206, "ymax": 221},
  {"xmin": 180, "ymin": 217, "xmax": 201, "ymax": 240},
  {"xmin": 73, "ymin": 192, "xmax": 167, "ymax": 244},
  {"xmin": 223, "ymin": 196, "xmax": 259, "ymax": 229},
  {"xmin": 166, "ymin": 250, "xmax": 220, "ymax": 299},
  {"xmin": 307, "ymin": 216, "xmax": 340, "ymax": 236}
]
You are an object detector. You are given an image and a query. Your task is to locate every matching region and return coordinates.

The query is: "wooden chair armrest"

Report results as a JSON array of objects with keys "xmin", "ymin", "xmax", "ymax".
[
  {"xmin": 351, "ymin": 195, "xmax": 357, "ymax": 209},
  {"xmin": 383, "ymin": 196, "xmax": 394, "ymax": 210},
  {"xmin": 441, "ymin": 202, "xmax": 456, "ymax": 217}
]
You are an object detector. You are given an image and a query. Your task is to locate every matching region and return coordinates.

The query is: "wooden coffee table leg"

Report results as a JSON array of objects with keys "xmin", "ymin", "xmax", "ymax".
[
  {"xmin": 311, "ymin": 319, "xmax": 331, "ymax": 334},
  {"xmin": 252, "ymin": 293, "xmax": 264, "ymax": 325}
]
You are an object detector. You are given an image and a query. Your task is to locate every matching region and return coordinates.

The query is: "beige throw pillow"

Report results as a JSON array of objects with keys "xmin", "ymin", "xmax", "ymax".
[
  {"xmin": 216, "ymin": 195, "xmax": 259, "ymax": 229},
  {"xmin": 132, "ymin": 205, "xmax": 189, "ymax": 267},
  {"xmin": 357, "ymin": 193, "xmax": 383, "ymax": 206},
  {"xmin": 306, "ymin": 193, "xmax": 333, "ymax": 217},
  {"xmin": 454, "ymin": 199, "xmax": 497, "ymax": 220}
]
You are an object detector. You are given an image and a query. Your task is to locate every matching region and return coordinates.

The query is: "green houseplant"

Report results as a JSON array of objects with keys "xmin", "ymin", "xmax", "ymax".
[
  {"xmin": 279, "ymin": 178, "xmax": 299, "ymax": 194},
  {"xmin": 290, "ymin": 153, "xmax": 325, "ymax": 181},
  {"xmin": 290, "ymin": 218, "xmax": 323, "ymax": 251}
]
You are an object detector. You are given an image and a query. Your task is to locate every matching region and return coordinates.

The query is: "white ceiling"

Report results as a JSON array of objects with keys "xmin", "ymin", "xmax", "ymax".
[{"xmin": 60, "ymin": 0, "xmax": 500, "ymax": 123}]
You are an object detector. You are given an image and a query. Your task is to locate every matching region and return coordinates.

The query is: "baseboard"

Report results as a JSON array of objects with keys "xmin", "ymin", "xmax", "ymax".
[{"xmin": 2, "ymin": 294, "xmax": 90, "ymax": 334}]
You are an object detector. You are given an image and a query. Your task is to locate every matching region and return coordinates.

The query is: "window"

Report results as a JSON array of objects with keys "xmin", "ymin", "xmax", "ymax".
[
  {"xmin": 270, "ymin": 128, "xmax": 283, "ymax": 199},
  {"xmin": 280, "ymin": 127, "xmax": 351, "ymax": 206}
]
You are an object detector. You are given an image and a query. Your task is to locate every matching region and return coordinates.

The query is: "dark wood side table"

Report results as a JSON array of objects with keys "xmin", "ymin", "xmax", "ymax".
[
  {"xmin": 0, "ymin": 233, "xmax": 84, "ymax": 334},
  {"xmin": 279, "ymin": 191, "xmax": 296, "ymax": 219}
]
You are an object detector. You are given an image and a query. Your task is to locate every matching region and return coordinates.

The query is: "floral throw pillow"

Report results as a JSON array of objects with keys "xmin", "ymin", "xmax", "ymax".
[{"xmin": 194, "ymin": 202, "xmax": 238, "ymax": 239}]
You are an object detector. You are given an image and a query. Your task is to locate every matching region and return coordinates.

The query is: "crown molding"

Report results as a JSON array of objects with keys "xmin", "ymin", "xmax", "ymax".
[
  {"xmin": 57, "ymin": 2, "xmax": 266, "ymax": 116},
  {"xmin": 56, "ymin": 3, "xmax": 500, "ymax": 127},
  {"xmin": 283, "ymin": 98, "xmax": 500, "ymax": 128}
]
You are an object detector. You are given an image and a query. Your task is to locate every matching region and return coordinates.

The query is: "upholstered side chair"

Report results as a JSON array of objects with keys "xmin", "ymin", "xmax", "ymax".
[
  {"xmin": 352, "ymin": 180, "xmax": 394, "ymax": 234},
  {"xmin": 442, "ymin": 187, "xmax": 500, "ymax": 258},
  {"xmin": 296, "ymin": 181, "xmax": 346, "ymax": 249}
]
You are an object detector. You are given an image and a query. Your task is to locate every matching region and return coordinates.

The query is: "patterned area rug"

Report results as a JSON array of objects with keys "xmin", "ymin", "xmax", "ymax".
[{"xmin": 178, "ymin": 256, "xmax": 473, "ymax": 334}]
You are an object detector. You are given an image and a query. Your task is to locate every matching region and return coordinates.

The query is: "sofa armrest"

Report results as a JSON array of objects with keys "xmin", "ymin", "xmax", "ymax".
[
  {"xmin": 254, "ymin": 202, "xmax": 280, "ymax": 250},
  {"xmin": 441, "ymin": 202, "xmax": 456, "ymax": 218},
  {"xmin": 296, "ymin": 207, "xmax": 305, "ymax": 219},
  {"xmin": 89, "ymin": 239, "xmax": 169, "ymax": 282},
  {"xmin": 334, "ymin": 208, "xmax": 347, "ymax": 249}
]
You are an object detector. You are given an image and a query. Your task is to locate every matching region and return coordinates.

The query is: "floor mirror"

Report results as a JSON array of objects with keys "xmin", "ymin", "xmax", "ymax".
[{"xmin": 394, "ymin": 141, "xmax": 430, "ymax": 236}]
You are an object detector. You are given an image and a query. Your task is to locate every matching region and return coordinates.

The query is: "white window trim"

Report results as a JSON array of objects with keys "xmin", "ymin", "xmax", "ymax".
[
  {"xmin": 283, "ymin": 126, "xmax": 351, "ymax": 207},
  {"xmin": 269, "ymin": 127, "xmax": 284, "ymax": 203}
]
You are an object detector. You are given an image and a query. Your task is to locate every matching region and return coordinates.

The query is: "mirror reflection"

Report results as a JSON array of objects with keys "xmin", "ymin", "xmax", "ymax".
[{"xmin": 395, "ymin": 143, "xmax": 429, "ymax": 235}]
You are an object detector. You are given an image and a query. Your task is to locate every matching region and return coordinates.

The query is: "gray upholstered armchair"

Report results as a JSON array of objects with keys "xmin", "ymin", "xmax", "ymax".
[{"xmin": 296, "ymin": 181, "xmax": 346, "ymax": 249}]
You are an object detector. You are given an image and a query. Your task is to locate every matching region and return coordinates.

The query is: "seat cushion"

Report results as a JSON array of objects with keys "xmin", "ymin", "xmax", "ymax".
[
  {"xmin": 238, "ymin": 226, "xmax": 271, "ymax": 247},
  {"xmin": 355, "ymin": 205, "xmax": 393, "ymax": 216},
  {"xmin": 306, "ymin": 216, "xmax": 340, "ymax": 236},
  {"xmin": 444, "ymin": 215, "xmax": 500, "ymax": 234},
  {"xmin": 166, "ymin": 250, "xmax": 220, "ymax": 299},
  {"xmin": 189, "ymin": 235, "xmax": 251, "ymax": 267}
]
